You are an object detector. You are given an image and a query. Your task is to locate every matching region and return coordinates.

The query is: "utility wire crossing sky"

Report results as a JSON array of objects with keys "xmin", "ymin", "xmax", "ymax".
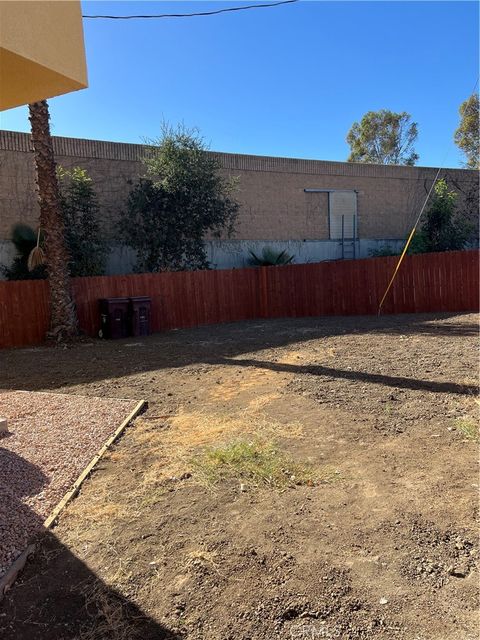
[
  {"xmin": 1, "ymin": 1, "xmax": 478, "ymax": 168},
  {"xmin": 82, "ymin": 0, "xmax": 298, "ymax": 19}
]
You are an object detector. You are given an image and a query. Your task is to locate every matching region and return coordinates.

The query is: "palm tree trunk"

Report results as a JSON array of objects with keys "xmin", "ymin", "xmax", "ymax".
[{"xmin": 28, "ymin": 100, "xmax": 78, "ymax": 338}]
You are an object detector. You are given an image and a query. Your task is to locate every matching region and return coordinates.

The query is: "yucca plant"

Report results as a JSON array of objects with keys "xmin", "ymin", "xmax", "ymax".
[{"xmin": 248, "ymin": 247, "xmax": 295, "ymax": 267}]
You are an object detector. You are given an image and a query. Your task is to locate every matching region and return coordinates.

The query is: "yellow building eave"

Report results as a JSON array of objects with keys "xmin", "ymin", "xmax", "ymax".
[{"xmin": 0, "ymin": 1, "xmax": 88, "ymax": 111}]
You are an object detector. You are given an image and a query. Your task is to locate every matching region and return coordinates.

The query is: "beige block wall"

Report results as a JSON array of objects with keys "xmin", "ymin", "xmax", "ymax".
[{"xmin": 0, "ymin": 131, "xmax": 476, "ymax": 243}]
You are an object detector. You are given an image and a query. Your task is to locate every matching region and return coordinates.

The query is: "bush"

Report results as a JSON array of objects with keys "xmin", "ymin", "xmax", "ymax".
[
  {"xmin": 368, "ymin": 246, "xmax": 400, "ymax": 258},
  {"xmin": 58, "ymin": 166, "xmax": 108, "ymax": 276},
  {"xmin": 119, "ymin": 124, "xmax": 239, "ymax": 272},
  {"xmin": 409, "ymin": 179, "xmax": 472, "ymax": 254},
  {"xmin": 248, "ymin": 247, "xmax": 295, "ymax": 266}
]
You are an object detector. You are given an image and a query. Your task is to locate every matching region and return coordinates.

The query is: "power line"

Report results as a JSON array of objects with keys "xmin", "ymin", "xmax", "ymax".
[{"xmin": 83, "ymin": 0, "xmax": 299, "ymax": 20}]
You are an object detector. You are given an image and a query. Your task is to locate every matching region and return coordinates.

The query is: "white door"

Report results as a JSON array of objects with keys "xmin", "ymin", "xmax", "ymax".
[{"xmin": 329, "ymin": 191, "xmax": 357, "ymax": 239}]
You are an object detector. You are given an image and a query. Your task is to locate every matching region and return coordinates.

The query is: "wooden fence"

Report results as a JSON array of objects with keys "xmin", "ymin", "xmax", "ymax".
[{"xmin": 0, "ymin": 250, "xmax": 478, "ymax": 349}]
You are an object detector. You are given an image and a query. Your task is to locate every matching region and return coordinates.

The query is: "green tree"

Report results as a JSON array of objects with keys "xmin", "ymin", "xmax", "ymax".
[
  {"xmin": 347, "ymin": 110, "xmax": 419, "ymax": 165},
  {"xmin": 120, "ymin": 124, "xmax": 239, "ymax": 272},
  {"xmin": 454, "ymin": 93, "xmax": 479, "ymax": 169},
  {"xmin": 57, "ymin": 166, "xmax": 108, "ymax": 277},
  {"xmin": 410, "ymin": 179, "xmax": 471, "ymax": 253}
]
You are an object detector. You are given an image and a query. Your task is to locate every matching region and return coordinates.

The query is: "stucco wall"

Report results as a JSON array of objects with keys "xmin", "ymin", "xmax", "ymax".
[
  {"xmin": 0, "ymin": 131, "xmax": 476, "ymax": 270},
  {"xmin": 0, "ymin": 1, "xmax": 87, "ymax": 110}
]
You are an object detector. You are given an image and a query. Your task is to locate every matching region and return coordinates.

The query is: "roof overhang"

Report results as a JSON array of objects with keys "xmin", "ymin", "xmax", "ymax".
[{"xmin": 0, "ymin": 1, "xmax": 88, "ymax": 111}]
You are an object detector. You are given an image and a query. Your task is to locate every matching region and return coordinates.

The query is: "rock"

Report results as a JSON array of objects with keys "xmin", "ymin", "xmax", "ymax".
[
  {"xmin": 379, "ymin": 597, "xmax": 389, "ymax": 605},
  {"xmin": 448, "ymin": 564, "xmax": 468, "ymax": 578},
  {"xmin": 0, "ymin": 418, "xmax": 8, "ymax": 435}
]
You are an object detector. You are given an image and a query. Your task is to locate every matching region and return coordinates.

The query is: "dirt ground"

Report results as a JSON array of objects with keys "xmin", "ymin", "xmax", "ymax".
[{"xmin": 0, "ymin": 312, "xmax": 478, "ymax": 640}]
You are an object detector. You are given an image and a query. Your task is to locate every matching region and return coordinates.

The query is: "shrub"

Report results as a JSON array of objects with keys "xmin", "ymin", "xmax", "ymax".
[
  {"xmin": 119, "ymin": 124, "xmax": 239, "ymax": 272},
  {"xmin": 410, "ymin": 179, "xmax": 472, "ymax": 254},
  {"xmin": 368, "ymin": 245, "xmax": 400, "ymax": 258},
  {"xmin": 58, "ymin": 166, "xmax": 108, "ymax": 276},
  {"xmin": 248, "ymin": 247, "xmax": 295, "ymax": 266}
]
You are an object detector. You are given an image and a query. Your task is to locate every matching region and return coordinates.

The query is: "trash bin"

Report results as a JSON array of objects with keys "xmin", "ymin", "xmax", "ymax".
[
  {"xmin": 129, "ymin": 296, "xmax": 151, "ymax": 337},
  {"xmin": 98, "ymin": 298, "xmax": 130, "ymax": 339}
]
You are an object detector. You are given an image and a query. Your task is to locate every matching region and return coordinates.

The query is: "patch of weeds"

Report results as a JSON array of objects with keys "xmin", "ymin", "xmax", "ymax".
[
  {"xmin": 383, "ymin": 402, "xmax": 392, "ymax": 416},
  {"xmin": 78, "ymin": 580, "xmax": 139, "ymax": 640},
  {"xmin": 192, "ymin": 438, "xmax": 318, "ymax": 489},
  {"xmin": 454, "ymin": 418, "xmax": 479, "ymax": 442}
]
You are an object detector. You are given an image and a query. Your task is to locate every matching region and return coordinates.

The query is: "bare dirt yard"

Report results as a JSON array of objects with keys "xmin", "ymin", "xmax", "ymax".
[{"xmin": 0, "ymin": 312, "xmax": 478, "ymax": 640}]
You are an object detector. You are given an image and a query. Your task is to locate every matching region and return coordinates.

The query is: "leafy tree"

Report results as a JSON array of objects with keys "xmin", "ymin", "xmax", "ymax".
[
  {"xmin": 445, "ymin": 171, "xmax": 479, "ymax": 245},
  {"xmin": 410, "ymin": 179, "xmax": 471, "ymax": 253},
  {"xmin": 347, "ymin": 110, "xmax": 419, "ymax": 165},
  {"xmin": 120, "ymin": 124, "xmax": 239, "ymax": 272},
  {"xmin": 58, "ymin": 166, "xmax": 107, "ymax": 277},
  {"xmin": 1, "ymin": 224, "xmax": 47, "ymax": 280},
  {"xmin": 454, "ymin": 93, "xmax": 479, "ymax": 169}
]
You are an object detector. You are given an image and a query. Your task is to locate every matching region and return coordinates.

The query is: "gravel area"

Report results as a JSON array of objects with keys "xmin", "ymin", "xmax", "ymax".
[{"xmin": 0, "ymin": 391, "xmax": 139, "ymax": 577}]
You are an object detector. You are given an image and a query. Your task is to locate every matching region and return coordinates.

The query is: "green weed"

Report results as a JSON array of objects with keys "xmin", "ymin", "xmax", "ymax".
[
  {"xmin": 192, "ymin": 438, "xmax": 327, "ymax": 489},
  {"xmin": 455, "ymin": 418, "xmax": 479, "ymax": 442}
]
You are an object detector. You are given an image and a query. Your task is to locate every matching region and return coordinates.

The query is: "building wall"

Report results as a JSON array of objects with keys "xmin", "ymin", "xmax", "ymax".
[
  {"xmin": 0, "ymin": 131, "xmax": 476, "ymax": 272},
  {"xmin": 0, "ymin": 1, "xmax": 87, "ymax": 110}
]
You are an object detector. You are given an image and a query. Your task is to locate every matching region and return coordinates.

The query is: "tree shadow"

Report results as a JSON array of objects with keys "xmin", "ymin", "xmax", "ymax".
[
  {"xmin": 216, "ymin": 357, "xmax": 478, "ymax": 396},
  {"xmin": 0, "ymin": 313, "xmax": 476, "ymax": 394},
  {"xmin": 0, "ymin": 450, "xmax": 180, "ymax": 639}
]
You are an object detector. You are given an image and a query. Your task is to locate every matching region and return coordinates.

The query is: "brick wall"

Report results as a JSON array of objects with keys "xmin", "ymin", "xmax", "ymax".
[{"xmin": 0, "ymin": 130, "xmax": 476, "ymax": 243}]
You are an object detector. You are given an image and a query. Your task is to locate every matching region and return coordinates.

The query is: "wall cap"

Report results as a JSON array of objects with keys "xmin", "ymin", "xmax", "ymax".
[{"xmin": 0, "ymin": 129, "xmax": 475, "ymax": 180}]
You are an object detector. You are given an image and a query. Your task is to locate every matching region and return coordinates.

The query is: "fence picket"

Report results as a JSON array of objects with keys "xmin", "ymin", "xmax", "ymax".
[{"xmin": 0, "ymin": 250, "xmax": 477, "ymax": 349}]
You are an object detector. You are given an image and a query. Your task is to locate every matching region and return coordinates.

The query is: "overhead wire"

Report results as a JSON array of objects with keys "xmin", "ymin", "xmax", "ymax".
[
  {"xmin": 82, "ymin": 0, "xmax": 476, "ymax": 315},
  {"xmin": 82, "ymin": 0, "xmax": 299, "ymax": 20}
]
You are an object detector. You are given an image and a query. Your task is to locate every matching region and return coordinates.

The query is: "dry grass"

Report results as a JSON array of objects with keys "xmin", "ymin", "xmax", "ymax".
[
  {"xmin": 78, "ymin": 580, "xmax": 140, "ymax": 640},
  {"xmin": 185, "ymin": 549, "xmax": 219, "ymax": 571},
  {"xmin": 133, "ymin": 405, "xmax": 305, "ymax": 490},
  {"xmin": 61, "ymin": 482, "xmax": 132, "ymax": 549}
]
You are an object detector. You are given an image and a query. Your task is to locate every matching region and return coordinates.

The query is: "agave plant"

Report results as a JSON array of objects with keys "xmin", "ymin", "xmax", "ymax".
[{"xmin": 248, "ymin": 247, "xmax": 295, "ymax": 267}]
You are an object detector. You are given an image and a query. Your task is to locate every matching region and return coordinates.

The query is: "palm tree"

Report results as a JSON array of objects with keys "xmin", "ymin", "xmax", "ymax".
[{"xmin": 28, "ymin": 100, "xmax": 78, "ymax": 338}]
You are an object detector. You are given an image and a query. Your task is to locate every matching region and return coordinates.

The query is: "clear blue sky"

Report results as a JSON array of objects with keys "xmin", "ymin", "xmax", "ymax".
[{"xmin": 1, "ymin": 1, "xmax": 478, "ymax": 167}]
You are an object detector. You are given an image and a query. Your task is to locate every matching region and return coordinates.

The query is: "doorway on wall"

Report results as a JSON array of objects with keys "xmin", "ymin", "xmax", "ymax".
[{"xmin": 328, "ymin": 190, "xmax": 358, "ymax": 259}]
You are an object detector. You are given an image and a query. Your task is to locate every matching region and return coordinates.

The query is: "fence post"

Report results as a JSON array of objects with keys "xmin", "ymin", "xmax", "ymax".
[{"xmin": 260, "ymin": 267, "xmax": 269, "ymax": 318}]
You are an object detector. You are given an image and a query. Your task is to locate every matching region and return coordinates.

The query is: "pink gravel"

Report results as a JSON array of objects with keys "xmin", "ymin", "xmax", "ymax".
[{"xmin": 0, "ymin": 391, "xmax": 140, "ymax": 577}]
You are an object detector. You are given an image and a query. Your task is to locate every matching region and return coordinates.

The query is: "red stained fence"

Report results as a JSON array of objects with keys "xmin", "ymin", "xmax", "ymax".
[{"xmin": 0, "ymin": 250, "xmax": 478, "ymax": 349}]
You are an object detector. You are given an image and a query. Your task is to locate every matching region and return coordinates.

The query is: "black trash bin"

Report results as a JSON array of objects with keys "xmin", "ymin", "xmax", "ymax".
[
  {"xmin": 99, "ymin": 298, "xmax": 130, "ymax": 339},
  {"xmin": 129, "ymin": 296, "xmax": 151, "ymax": 337}
]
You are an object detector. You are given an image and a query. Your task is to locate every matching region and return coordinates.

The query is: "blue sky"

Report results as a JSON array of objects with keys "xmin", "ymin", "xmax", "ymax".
[{"xmin": 1, "ymin": 1, "xmax": 478, "ymax": 167}]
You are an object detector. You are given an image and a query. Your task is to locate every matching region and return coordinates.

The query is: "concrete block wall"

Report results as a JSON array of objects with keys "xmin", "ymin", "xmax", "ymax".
[{"xmin": 0, "ymin": 130, "xmax": 476, "ymax": 273}]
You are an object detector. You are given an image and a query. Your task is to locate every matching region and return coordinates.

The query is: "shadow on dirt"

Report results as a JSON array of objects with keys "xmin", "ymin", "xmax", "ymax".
[
  {"xmin": 0, "ymin": 313, "xmax": 477, "ymax": 395},
  {"xmin": 219, "ymin": 357, "xmax": 478, "ymax": 396},
  {"xmin": 0, "ymin": 451, "xmax": 179, "ymax": 639},
  {"xmin": 1, "ymin": 532, "xmax": 180, "ymax": 639}
]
